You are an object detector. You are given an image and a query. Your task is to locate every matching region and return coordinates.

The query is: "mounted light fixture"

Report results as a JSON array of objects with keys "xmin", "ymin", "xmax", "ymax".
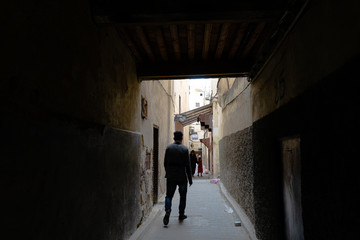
[{"xmin": 141, "ymin": 96, "xmax": 148, "ymax": 119}]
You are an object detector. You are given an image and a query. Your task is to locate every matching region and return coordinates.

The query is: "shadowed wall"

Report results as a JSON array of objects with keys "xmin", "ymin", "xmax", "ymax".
[{"xmin": 2, "ymin": 1, "xmax": 142, "ymax": 239}]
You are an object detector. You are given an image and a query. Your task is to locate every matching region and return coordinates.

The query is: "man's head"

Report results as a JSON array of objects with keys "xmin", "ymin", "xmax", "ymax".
[{"xmin": 173, "ymin": 131, "xmax": 183, "ymax": 142}]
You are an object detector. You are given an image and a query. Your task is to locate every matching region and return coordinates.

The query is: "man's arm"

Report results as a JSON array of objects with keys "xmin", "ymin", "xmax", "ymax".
[
  {"xmin": 164, "ymin": 147, "xmax": 169, "ymax": 177},
  {"xmin": 185, "ymin": 149, "xmax": 193, "ymax": 186}
]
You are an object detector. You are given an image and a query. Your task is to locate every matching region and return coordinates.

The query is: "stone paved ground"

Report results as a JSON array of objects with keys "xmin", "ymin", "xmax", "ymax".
[{"xmin": 136, "ymin": 178, "xmax": 252, "ymax": 240}]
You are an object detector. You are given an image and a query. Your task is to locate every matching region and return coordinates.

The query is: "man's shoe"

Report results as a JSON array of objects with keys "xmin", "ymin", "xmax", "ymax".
[
  {"xmin": 163, "ymin": 212, "xmax": 170, "ymax": 225},
  {"xmin": 178, "ymin": 214, "xmax": 187, "ymax": 220}
]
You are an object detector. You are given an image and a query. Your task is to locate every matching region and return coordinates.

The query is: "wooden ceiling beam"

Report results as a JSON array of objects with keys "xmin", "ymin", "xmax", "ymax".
[
  {"xmin": 215, "ymin": 23, "xmax": 231, "ymax": 59},
  {"xmin": 202, "ymin": 24, "xmax": 212, "ymax": 60},
  {"xmin": 135, "ymin": 26, "xmax": 155, "ymax": 62},
  {"xmin": 94, "ymin": 10, "xmax": 284, "ymax": 25},
  {"xmin": 156, "ymin": 27, "xmax": 168, "ymax": 61},
  {"xmin": 170, "ymin": 24, "xmax": 181, "ymax": 61},
  {"xmin": 227, "ymin": 23, "xmax": 248, "ymax": 60},
  {"xmin": 188, "ymin": 24, "xmax": 195, "ymax": 61},
  {"xmin": 241, "ymin": 21, "xmax": 266, "ymax": 58},
  {"xmin": 137, "ymin": 61, "xmax": 250, "ymax": 80}
]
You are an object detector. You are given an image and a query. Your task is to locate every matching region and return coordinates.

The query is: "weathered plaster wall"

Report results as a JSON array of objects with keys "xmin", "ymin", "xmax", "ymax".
[
  {"xmin": 251, "ymin": 0, "xmax": 360, "ymax": 122},
  {"xmin": 3, "ymin": 1, "xmax": 142, "ymax": 239},
  {"xmin": 139, "ymin": 80, "xmax": 175, "ymax": 220},
  {"xmin": 218, "ymin": 77, "xmax": 252, "ymax": 138},
  {"xmin": 212, "ymin": 98, "xmax": 220, "ymax": 178},
  {"xmin": 173, "ymin": 80, "xmax": 190, "ymax": 146}
]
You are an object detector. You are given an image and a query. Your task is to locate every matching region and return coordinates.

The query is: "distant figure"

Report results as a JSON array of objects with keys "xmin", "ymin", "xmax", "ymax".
[
  {"xmin": 190, "ymin": 150, "xmax": 198, "ymax": 176},
  {"xmin": 197, "ymin": 156, "xmax": 203, "ymax": 177},
  {"xmin": 163, "ymin": 131, "xmax": 193, "ymax": 226}
]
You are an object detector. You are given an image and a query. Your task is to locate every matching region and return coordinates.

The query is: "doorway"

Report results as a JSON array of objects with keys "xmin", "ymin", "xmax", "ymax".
[
  {"xmin": 152, "ymin": 126, "xmax": 159, "ymax": 204},
  {"xmin": 281, "ymin": 136, "xmax": 304, "ymax": 240}
]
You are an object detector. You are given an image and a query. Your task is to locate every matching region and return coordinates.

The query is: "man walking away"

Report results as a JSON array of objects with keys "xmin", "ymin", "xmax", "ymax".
[{"xmin": 163, "ymin": 131, "xmax": 193, "ymax": 226}]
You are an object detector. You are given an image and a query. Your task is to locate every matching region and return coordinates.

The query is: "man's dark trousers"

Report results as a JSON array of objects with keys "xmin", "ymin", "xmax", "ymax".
[{"xmin": 165, "ymin": 179, "xmax": 187, "ymax": 215}]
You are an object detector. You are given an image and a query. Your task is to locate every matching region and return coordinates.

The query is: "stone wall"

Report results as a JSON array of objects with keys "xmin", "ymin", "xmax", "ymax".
[{"xmin": 219, "ymin": 127, "xmax": 254, "ymax": 223}]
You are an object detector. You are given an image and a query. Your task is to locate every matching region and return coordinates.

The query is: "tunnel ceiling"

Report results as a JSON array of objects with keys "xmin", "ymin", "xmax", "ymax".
[{"xmin": 91, "ymin": 0, "xmax": 306, "ymax": 80}]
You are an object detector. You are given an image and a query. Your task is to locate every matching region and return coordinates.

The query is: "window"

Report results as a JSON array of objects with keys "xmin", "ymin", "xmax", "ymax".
[
  {"xmin": 189, "ymin": 127, "xmax": 195, "ymax": 134},
  {"xmin": 195, "ymin": 102, "xmax": 200, "ymax": 107},
  {"xmin": 191, "ymin": 133, "xmax": 198, "ymax": 140}
]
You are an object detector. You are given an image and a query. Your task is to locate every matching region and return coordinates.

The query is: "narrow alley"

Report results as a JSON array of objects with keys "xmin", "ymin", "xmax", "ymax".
[
  {"xmin": 3, "ymin": 1, "xmax": 360, "ymax": 240},
  {"xmin": 131, "ymin": 177, "xmax": 252, "ymax": 240}
]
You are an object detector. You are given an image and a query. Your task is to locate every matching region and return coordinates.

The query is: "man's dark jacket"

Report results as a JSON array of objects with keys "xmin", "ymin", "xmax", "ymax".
[{"xmin": 164, "ymin": 141, "xmax": 193, "ymax": 184}]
